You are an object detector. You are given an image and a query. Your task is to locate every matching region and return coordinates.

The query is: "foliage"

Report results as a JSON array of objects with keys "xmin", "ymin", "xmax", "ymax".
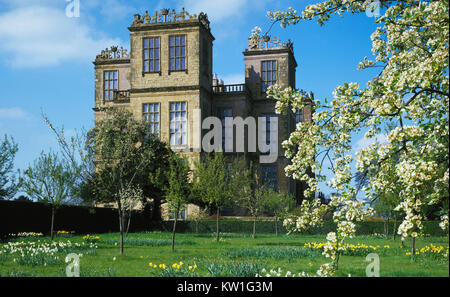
[
  {"xmin": 154, "ymin": 154, "xmax": 192, "ymax": 251},
  {"xmin": 262, "ymin": 189, "xmax": 296, "ymax": 225},
  {"xmin": 260, "ymin": 0, "xmax": 449, "ymax": 275},
  {"xmin": 192, "ymin": 153, "xmax": 236, "ymax": 241},
  {"xmin": 20, "ymin": 151, "xmax": 76, "ymax": 205},
  {"xmin": 162, "ymin": 155, "xmax": 191, "ymax": 214},
  {"xmin": 192, "ymin": 153, "xmax": 234, "ymax": 210},
  {"xmin": 86, "ymin": 108, "xmax": 172, "ymax": 254},
  {"xmin": 0, "ymin": 135, "xmax": 19, "ymax": 200},
  {"xmin": 20, "ymin": 151, "xmax": 77, "ymax": 239}
]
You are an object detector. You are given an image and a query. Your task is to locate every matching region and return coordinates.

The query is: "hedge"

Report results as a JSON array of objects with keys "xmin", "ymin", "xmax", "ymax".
[
  {"xmin": 0, "ymin": 200, "xmax": 153, "ymax": 239},
  {"xmin": 160, "ymin": 219, "xmax": 447, "ymax": 236},
  {"xmin": 1, "ymin": 200, "xmax": 446, "ymax": 239}
]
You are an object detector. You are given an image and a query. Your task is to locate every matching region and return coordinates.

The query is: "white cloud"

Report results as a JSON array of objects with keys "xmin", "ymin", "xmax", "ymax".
[
  {"xmin": 355, "ymin": 133, "xmax": 388, "ymax": 151},
  {"xmin": 0, "ymin": 5, "xmax": 123, "ymax": 68},
  {"xmin": 0, "ymin": 107, "xmax": 32, "ymax": 121}
]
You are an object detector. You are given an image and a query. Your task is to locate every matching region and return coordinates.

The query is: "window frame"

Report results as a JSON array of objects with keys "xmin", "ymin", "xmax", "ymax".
[
  {"xmin": 261, "ymin": 113, "xmax": 278, "ymax": 146},
  {"xmin": 295, "ymin": 109, "xmax": 303, "ymax": 124},
  {"xmin": 261, "ymin": 165, "xmax": 278, "ymax": 191},
  {"xmin": 218, "ymin": 107, "xmax": 233, "ymax": 152},
  {"xmin": 169, "ymin": 101, "xmax": 188, "ymax": 147},
  {"xmin": 103, "ymin": 70, "xmax": 118, "ymax": 102},
  {"xmin": 168, "ymin": 35, "xmax": 187, "ymax": 74},
  {"xmin": 261, "ymin": 60, "xmax": 277, "ymax": 93},
  {"xmin": 143, "ymin": 36, "xmax": 161, "ymax": 75},
  {"xmin": 143, "ymin": 103, "xmax": 160, "ymax": 136}
]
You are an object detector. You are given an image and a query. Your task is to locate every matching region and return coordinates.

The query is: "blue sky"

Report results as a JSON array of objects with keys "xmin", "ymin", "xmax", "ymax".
[{"xmin": 0, "ymin": 0, "xmax": 382, "ymax": 197}]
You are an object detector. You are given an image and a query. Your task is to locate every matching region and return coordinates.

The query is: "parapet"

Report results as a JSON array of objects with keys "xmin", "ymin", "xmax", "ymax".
[{"xmin": 129, "ymin": 8, "xmax": 210, "ymax": 31}]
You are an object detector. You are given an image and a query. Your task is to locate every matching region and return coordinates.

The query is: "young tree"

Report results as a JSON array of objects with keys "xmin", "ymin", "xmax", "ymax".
[
  {"xmin": 192, "ymin": 153, "xmax": 233, "ymax": 242},
  {"xmin": 0, "ymin": 135, "xmax": 19, "ymax": 200},
  {"xmin": 118, "ymin": 185, "xmax": 144, "ymax": 238},
  {"xmin": 257, "ymin": 0, "xmax": 448, "ymax": 274},
  {"xmin": 156, "ymin": 154, "xmax": 191, "ymax": 251},
  {"xmin": 191, "ymin": 207, "xmax": 210, "ymax": 234},
  {"xmin": 232, "ymin": 160, "xmax": 275, "ymax": 239},
  {"xmin": 20, "ymin": 151, "xmax": 76, "ymax": 240},
  {"xmin": 263, "ymin": 189, "xmax": 296, "ymax": 236},
  {"xmin": 89, "ymin": 108, "xmax": 172, "ymax": 255}
]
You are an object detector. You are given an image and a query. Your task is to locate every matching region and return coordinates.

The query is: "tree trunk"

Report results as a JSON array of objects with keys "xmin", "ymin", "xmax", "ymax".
[
  {"xmin": 393, "ymin": 219, "xmax": 397, "ymax": 241},
  {"xmin": 216, "ymin": 207, "xmax": 220, "ymax": 242},
  {"xmin": 50, "ymin": 205, "xmax": 55, "ymax": 241},
  {"xmin": 411, "ymin": 237, "xmax": 416, "ymax": 257},
  {"xmin": 125, "ymin": 211, "xmax": 132, "ymax": 238},
  {"xmin": 195, "ymin": 220, "xmax": 199, "ymax": 234},
  {"xmin": 118, "ymin": 207, "xmax": 124, "ymax": 255},
  {"xmin": 172, "ymin": 210, "xmax": 178, "ymax": 252},
  {"xmin": 252, "ymin": 216, "xmax": 257, "ymax": 239},
  {"xmin": 275, "ymin": 217, "xmax": 278, "ymax": 236},
  {"xmin": 385, "ymin": 218, "xmax": 390, "ymax": 239}
]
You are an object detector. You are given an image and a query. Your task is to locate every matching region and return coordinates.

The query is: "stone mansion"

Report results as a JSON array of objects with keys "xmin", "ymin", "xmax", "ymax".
[{"xmin": 92, "ymin": 8, "xmax": 312, "ymax": 212}]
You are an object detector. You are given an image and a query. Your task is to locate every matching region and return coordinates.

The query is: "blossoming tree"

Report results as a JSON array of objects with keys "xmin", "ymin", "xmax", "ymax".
[{"xmin": 254, "ymin": 0, "xmax": 449, "ymax": 275}]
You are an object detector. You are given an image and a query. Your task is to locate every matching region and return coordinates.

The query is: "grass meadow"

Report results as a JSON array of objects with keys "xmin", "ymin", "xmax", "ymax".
[{"xmin": 0, "ymin": 231, "xmax": 448, "ymax": 277}]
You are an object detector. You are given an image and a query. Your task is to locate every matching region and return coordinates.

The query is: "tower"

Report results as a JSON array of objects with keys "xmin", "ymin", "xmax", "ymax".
[
  {"xmin": 243, "ymin": 36, "xmax": 299, "ymax": 197},
  {"xmin": 92, "ymin": 8, "xmax": 312, "ymax": 211}
]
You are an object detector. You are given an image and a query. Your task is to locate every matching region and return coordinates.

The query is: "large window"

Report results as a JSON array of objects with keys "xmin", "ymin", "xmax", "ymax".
[
  {"xmin": 261, "ymin": 165, "xmax": 278, "ymax": 191},
  {"xmin": 143, "ymin": 37, "xmax": 160, "ymax": 73},
  {"xmin": 295, "ymin": 109, "xmax": 303, "ymax": 124},
  {"xmin": 261, "ymin": 113, "xmax": 277, "ymax": 146},
  {"xmin": 169, "ymin": 35, "xmax": 186, "ymax": 71},
  {"xmin": 143, "ymin": 103, "xmax": 160, "ymax": 135},
  {"xmin": 261, "ymin": 60, "xmax": 277, "ymax": 92},
  {"xmin": 104, "ymin": 70, "xmax": 118, "ymax": 101},
  {"xmin": 218, "ymin": 108, "xmax": 232, "ymax": 151},
  {"xmin": 170, "ymin": 102, "xmax": 187, "ymax": 146}
]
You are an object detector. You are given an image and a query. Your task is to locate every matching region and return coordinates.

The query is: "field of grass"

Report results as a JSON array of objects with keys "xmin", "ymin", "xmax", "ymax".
[{"xmin": 0, "ymin": 231, "xmax": 448, "ymax": 277}]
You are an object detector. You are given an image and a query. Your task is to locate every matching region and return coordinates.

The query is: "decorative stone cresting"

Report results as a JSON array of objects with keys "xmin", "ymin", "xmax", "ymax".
[
  {"xmin": 131, "ymin": 8, "xmax": 210, "ymax": 30},
  {"xmin": 95, "ymin": 46, "xmax": 130, "ymax": 61},
  {"xmin": 248, "ymin": 36, "xmax": 294, "ymax": 52}
]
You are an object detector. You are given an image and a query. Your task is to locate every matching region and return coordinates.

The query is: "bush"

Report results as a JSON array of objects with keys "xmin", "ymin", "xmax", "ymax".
[{"xmin": 160, "ymin": 219, "xmax": 446, "ymax": 236}]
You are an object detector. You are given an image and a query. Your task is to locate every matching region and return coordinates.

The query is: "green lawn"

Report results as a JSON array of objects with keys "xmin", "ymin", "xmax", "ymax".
[{"xmin": 1, "ymin": 231, "xmax": 448, "ymax": 277}]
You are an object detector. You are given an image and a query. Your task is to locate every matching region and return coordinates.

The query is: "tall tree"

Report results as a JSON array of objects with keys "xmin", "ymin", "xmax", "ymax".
[
  {"xmin": 20, "ymin": 151, "xmax": 76, "ymax": 240},
  {"xmin": 0, "ymin": 135, "xmax": 19, "ymax": 200},
  {"xmin": 258, "ymin": 0, "xmax": 448, "ymax": 274}
]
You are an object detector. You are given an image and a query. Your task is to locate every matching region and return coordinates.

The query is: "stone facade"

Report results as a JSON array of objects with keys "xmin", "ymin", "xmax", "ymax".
[{"xmin": 93, "ymin": 9, "xmax": 312, "ymax": 217}]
